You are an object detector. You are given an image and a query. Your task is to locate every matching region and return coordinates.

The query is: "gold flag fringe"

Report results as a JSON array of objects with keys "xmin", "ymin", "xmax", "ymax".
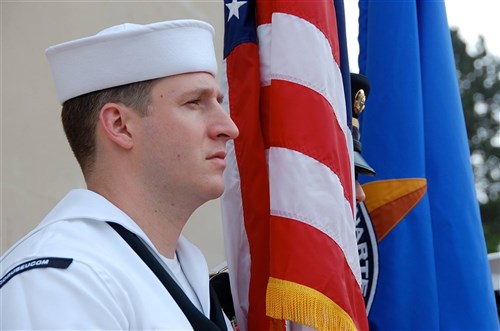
[{"xmin": 266, "ymin": 277, "xmax": 358, "ymax": 331}]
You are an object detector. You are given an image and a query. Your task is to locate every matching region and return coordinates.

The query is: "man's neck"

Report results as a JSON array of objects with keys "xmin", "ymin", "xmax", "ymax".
[{"xmin": 87, "ymin": 178, "xmax": 193, "ymax": 259}]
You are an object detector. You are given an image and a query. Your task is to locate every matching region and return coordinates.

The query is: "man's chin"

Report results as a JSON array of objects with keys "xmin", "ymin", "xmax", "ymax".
[{"xmin": 201, "ymin": 181, "xmax": 225, "ymax": 202}]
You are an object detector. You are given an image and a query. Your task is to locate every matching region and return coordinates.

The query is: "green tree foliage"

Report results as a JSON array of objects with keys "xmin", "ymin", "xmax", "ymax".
[{"xmin": 451, "ymin": 28, "xmax": 500, "ymax": 252}]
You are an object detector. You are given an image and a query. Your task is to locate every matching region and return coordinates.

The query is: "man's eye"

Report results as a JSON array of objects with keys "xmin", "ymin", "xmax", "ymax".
[{"xmin": 187, "ymin": 99, "xmax": 200, "ymax": 105}]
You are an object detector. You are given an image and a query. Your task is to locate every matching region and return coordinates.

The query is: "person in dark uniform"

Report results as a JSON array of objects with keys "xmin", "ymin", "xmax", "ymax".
[{"xmin": 351, "ymin": 73, "xmax": 376, "ymax": 201}]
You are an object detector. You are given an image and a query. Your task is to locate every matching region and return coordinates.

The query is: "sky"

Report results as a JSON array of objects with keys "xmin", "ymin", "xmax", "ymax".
[
  {"xmin": 344, "ymin": 0, "xmax": 500, "ymax": 72},
  {"xmin": 445, "ymin": 0, "xmax": 500, "ymax": 56}
]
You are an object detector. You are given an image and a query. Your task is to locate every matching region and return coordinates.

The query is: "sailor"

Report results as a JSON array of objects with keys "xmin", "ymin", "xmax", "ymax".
[{"xmin": 0, "ymin": 20, "xmax": 238, "ymax": 330}]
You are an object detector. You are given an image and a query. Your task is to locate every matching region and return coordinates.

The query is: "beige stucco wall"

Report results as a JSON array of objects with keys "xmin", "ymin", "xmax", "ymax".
[{"xmin": 1, "ymin": 1, "xmax": 228, "ymax": 269}]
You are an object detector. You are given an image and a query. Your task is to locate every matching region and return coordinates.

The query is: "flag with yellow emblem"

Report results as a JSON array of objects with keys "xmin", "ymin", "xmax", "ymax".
[{"xmin": 357, "ymin": 0, "xmax": 499, "ymax": 330}]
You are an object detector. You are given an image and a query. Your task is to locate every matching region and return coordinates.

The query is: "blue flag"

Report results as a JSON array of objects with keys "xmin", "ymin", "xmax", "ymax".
[{"xmin": 357, "ymin": 0, "xmax": 499, "ymax": 330}]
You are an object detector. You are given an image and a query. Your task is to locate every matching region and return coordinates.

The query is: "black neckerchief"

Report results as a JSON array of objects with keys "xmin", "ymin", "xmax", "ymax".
[{"xmin": 107, "ymin": 222, "xmax": 227, "ymax": 331}]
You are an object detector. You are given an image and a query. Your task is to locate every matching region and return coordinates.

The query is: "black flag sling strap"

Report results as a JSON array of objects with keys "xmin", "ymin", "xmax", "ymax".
[{"xmin": 107, "ymin": 222, "xmax": 228, "ymax": 331}]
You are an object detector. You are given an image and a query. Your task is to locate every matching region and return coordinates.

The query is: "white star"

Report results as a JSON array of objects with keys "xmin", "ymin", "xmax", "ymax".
[{"xmin": 226, "ymin": 0, "xmax": 247, "ymax": 22}]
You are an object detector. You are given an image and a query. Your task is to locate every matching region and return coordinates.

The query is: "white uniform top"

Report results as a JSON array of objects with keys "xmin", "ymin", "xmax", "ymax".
[{"xmin": 0, "ymin": 189, "xmax": 231, "ymax": 330}]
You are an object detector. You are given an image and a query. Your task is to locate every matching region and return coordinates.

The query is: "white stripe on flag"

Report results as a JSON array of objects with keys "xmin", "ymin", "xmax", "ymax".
[
  {"xmin": 268, "ymin": 147, "xmax": 361, "ymax": 285},
  {"xmin": 258, "ymin": 13, "xmax": 349, "ymax": 139}
]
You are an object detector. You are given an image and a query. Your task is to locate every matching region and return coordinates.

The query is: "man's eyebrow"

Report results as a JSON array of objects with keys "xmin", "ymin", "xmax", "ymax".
[{"xmin": 182, "ymin": 87, "xmax": 224, "ymax": 102}]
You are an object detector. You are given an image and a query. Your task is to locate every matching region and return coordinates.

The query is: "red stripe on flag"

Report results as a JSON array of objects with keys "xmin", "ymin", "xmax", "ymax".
[
  {"xmin": 269, "ymin": 215, "xmax": 368, "ymax": 330},
  {"xmin": 226, "ymin": 42, "xmax": 272, "ymax": 331},
  {"xmin": 261, "ymin": 80, "xmax": 353, "ymax": 210}
]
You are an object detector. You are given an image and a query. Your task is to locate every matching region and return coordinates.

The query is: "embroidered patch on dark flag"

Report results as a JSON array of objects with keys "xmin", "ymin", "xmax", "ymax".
[{"xmin": 356, "ymin": 202, "xmax": 379, "ymax": 313}]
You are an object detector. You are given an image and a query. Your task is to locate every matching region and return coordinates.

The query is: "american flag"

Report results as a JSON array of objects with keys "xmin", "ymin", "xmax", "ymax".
[{"xmin": 220, "ymin": 0, "xmax": 368, "ymax": 330}]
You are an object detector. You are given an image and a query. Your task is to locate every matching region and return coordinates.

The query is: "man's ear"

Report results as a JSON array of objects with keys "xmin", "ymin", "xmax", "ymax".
[{"xmin": 99, "ymin": 103, "xmax": 135, "ymax": 150}]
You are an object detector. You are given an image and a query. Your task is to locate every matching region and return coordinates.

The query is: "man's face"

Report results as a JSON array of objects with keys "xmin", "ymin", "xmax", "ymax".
[{"xmin": 134, "ymin": 72, "xmax": 239, "ymax": 206}]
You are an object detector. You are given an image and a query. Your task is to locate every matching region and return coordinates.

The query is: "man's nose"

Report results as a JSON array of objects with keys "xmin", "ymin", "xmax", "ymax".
[
  {"xmin": 213, "ymin": 103, "xmax": 239, "ymax": 140},
  {"xmin": 355, "ymin": 180, "xmax": 366, "ymax": 203}
]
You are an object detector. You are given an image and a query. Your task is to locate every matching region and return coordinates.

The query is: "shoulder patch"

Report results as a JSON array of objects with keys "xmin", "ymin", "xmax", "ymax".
[{"xmin": 1, "ymin": 257, "xmax": 73, "ymax": 288}]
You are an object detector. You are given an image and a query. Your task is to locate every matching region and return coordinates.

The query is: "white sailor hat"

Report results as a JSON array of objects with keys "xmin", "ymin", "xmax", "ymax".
[{"xmin": 46, "ymin": 19, "xmax": 217, "ymax": 104}]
